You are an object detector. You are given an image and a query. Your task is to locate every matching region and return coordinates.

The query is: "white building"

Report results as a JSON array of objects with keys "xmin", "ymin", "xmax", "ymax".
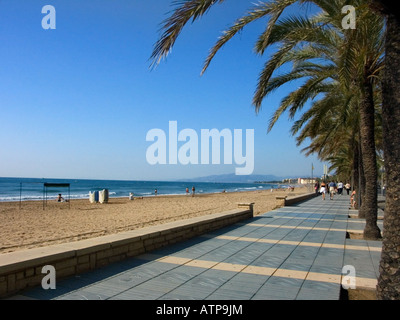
[{"xmin": 298, "ymin": 178, "xmax": 317, "ymax": 185}]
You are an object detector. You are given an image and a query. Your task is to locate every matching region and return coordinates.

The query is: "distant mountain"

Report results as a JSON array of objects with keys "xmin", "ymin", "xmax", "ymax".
[{"xmin": 177, "ymin": 173, "xmax": 284, "ymax": 183}]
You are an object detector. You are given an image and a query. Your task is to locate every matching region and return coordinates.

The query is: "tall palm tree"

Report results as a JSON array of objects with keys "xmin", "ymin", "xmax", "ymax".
[
  {"xmin": 255, "ymin": 12, "xmax": 372, "ymax": 206},
  {"xmin": 351, "ymin": 7, "xmax": 383, "ymax": 239},
  {"xmin": 369, "ymin": 0, "xmax": 400, "ymax": 300},
  {"xmin": 252, "ymin": 2, "xmax": 384, "ymax": 240},
  {"xmin": 260, "ymin": 32, "xmax": 361, "ymax": 188}
]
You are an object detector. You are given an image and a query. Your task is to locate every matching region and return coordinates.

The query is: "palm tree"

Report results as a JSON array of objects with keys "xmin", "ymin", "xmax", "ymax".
[
  {"xmin": 293, "ymin": 87, "xmax": 361, "ymax": 186},
  {"xmin": 252, "ymin": 2, "xmax": 384, "ymax": 240},
  {"xmin": 369, "ymin": 0, "xmax": 400, "ymax": 300},
  {"xmin": 343, "ymin": 5, "xmax": 383, "ymax": 239},
  {"xmin": 254, "ymin": 11, "xmax": 378, "ymax": 211},
  {"xmin": 259, "ymin": 34, "xmax": 361, "ymax": 188}
]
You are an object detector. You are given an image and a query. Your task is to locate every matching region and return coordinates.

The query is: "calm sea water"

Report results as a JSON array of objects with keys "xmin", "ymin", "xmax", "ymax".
[{"xmin": 0, "ymin": 177, "xmax": 279, "ymax": 202}]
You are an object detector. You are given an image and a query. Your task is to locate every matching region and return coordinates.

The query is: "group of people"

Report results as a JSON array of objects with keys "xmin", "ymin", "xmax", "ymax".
[
  {"xmin": 155, "ymin": 186, "xmax": 196, "ymax": 197},
  {"xmin": 185, "ymin": 186, "xmax": 196, "ymax": 197},
  {"xmin": 130, "ymin": 186, "xmax": 197, "ymax": 200},
  {"xmin": 314, "ymin": 180, "xmax": 351, "ymax": 200}
]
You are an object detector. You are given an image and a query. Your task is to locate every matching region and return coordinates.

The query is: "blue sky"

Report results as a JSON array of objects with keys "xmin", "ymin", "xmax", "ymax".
[{"xmin": 0, "ymin": 0, "xmax": 326, "ymax": 181}]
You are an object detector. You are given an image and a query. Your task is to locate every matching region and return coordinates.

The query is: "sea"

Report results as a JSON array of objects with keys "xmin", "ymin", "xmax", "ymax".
[{"xmin": 0, "ymin": 177, "xmax": 281, "ymax": 202}]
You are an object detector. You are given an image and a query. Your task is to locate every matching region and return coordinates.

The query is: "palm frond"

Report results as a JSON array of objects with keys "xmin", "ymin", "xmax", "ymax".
[{"xmin": 150, "ymin": 0, "xmax": 225, "ymax": 68}]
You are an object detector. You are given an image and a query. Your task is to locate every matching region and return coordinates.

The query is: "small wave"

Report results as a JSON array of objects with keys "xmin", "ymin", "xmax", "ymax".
[{"xmin": 0, "ymin": 193, "xmax": 92, "ymax": 202}]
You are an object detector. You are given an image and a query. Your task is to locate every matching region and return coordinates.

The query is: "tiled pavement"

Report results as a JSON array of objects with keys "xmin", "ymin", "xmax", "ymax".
[{"xmin": 11, "ymin": 194, "xmax": 383, "ymax": 300}]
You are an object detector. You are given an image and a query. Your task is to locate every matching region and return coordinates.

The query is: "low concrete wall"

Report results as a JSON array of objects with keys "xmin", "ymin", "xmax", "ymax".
[
  {"xmin": 0, "ymin": 204, "xmax": 253, "ymax": 298},
  {"xmin": 276, "ymin": 192, "xmax": 318, "ymax": 207}
]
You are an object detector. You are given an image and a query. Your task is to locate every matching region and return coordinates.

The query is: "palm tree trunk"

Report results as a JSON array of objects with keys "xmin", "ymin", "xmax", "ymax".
[
  {"xmin": 359, "ymin": 73, "xmax": 381, "ymax": 240},
  {"xmin": 358, "ymin": 141, "xmax": 366, "ymax": 213},
  {"xmin": 376, "ymin": 10, "xmax": 400, "ymax": 300},
  {"xmin": 352, "ymin": 139, "xmax": 360, "ymax": 197}
]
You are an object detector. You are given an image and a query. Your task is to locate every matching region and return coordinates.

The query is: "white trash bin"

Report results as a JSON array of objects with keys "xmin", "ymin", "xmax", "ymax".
[
  {"xmin": 99, "ymin": 189, "xmax": 109, "ymax": 204},
  {"xmin": 89, "ymin": 191, "xmax": 95, "ymax": 203}
]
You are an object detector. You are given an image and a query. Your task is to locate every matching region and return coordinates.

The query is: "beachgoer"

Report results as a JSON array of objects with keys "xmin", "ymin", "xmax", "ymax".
[
  {"xmin": 350, "ymin": 190, "xmax": 357, "ymax": 208},
  {"xmin": 57, "ymin": 194, "xmax": 64, "ymax": 202},
  {"xmin": 155, "ymin": 189, "xmax": 157, "ymax": 196},
  {"xmin": 192, "ymin": 186, "xmax": 195, "ymax": 197},
  {"xmin": 320, "ymin": 182, "xmax": 327, "ymax": 200},
  {"xmin": 329, "ymin": 181, "xmax": 336, "ymax": 199},
  {"xmin": 345, "ymin": 182, "xmax": 351, "ymax": 195},
  {"xmin": 314, "ymin": 181, "xmax": 320, "ymax": 194},
  {"xmin": 337, "ymin": 181, "xmax": 343, "ymax": 195},
  {"xmin": 186, "ymin": 187, "xmax": 189, "ymax": 195}
]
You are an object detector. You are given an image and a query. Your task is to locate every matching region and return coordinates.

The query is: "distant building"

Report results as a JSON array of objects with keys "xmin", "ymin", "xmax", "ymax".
[
  {"xmin": 282, "ymin": 178, "xmax": 297, "ymax": 184},
  {"xmin": 297, "ymin": 178, "xmax": 317, "ymax": 184},
  {"xmin": 281, "ymin": 178, "xmax": 317, "ymax": 185}
]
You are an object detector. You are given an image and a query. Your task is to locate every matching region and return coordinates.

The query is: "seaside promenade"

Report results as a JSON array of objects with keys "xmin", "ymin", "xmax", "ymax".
[{"xmin": 8, "ymin": 194, "xmax": 382, "ymax": 300}]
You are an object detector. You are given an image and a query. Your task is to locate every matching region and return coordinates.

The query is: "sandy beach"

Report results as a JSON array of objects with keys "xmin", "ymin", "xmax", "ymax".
[{"xmin": 0, "ymin": 187, "xmax": 309, "ymax": 254}]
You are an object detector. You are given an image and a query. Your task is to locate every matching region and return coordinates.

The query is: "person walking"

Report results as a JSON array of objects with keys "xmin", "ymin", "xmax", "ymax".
[
  {"xmin": 337, "ymin": 181, "xmax": 343, "ymax": 195},
  {"xmin": 314, "ymin": 181, "xmax": 320, "ymax": 195},
  {"xmin": 345, "ymin": 182, "xmax": 351, "ymax": 195},
  {"xmin": 191, "ymin": 186, "xmax": 195, "ymax": 197},
  {"xmin": 351, "ymin": 189, "xmax": 357, "ymax": 208},
  {"xmin": 329, "ymin": 181, "xmax": 336, "ymax": 200},
  {"xmin": 320, "ymin": 182, "xmax": 327, "ymax": 200}
]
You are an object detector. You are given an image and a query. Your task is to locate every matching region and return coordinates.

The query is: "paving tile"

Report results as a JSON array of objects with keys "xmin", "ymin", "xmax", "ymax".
[
  {"xmin": 253, "ymin": 277, "xmax": 303, "ymax": 300},
  {"xmin": 296, "ymin": 284, "xmax": 340, "ymax": 300},
  {"xmin": 252, "ymin": 290, "xmax": 299, "ymax": 300},
  {"xmin": 57, "ymin": 289, "xmax": 107, "ymax": 300},
  {"xmin": 206, "ymin": 289, "xmax": 254, "ymax": 300},
  {"xmin": 279, "ymin": 261, "xmax": 312, "ymax": 272},
  {"xmin": 217, "ymin": 276, "xmax": 265, "ymax": 296},
  {"xmin": 111, "ymin": 287, "xmax": 165, "ymax": 300},
  {"xmin": 162, "ymin": 284, "xmax": 213, "ymax": 300}
]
